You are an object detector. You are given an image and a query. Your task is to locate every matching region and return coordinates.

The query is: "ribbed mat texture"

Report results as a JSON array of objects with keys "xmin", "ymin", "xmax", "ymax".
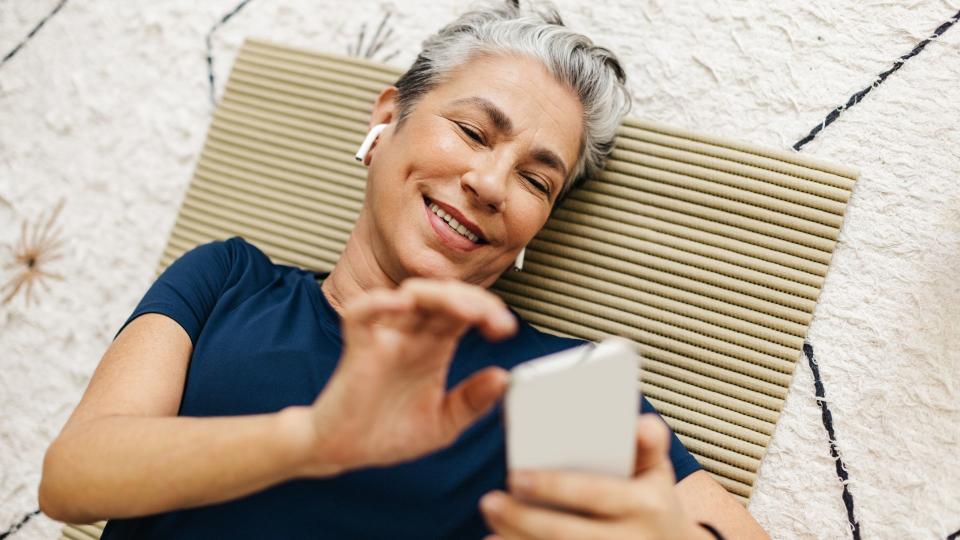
[
  {"xmin": 64, "ymin": 38, "xmax": 855, "ymax": 535},
  {"xmin": 59, "ymin": 522, "xmax": 106, "ymax": 540}
]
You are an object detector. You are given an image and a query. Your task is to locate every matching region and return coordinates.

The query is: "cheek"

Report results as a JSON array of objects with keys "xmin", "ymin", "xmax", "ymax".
[
  {"xmin": 504, "ymin": 202, "xmax": 549, "ymax": 247},
  {"xmin": 368, "ymin": 123, "xmax": 455, "ymax": 196},
  {"xmin": 406, "ymin": 122, "xmax": 469, "ymax": 177}
]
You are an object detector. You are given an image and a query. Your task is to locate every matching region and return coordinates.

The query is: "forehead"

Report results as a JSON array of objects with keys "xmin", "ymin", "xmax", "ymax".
[{"xmin": 423, "ymin": 53, "xmax": 583, "ymax": 172}]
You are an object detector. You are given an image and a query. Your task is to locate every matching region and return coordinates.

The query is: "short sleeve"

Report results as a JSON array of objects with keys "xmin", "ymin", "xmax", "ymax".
[
  {"xmin": 115, "ymin": 238, "xmax": 239, "ymax": 345},
  {"xmin": 639, "ymin": 396, "xmax": 703, "ymax": 483}
]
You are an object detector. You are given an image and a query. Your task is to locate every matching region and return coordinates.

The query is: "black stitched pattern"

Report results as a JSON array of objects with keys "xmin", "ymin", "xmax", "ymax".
[
  {"xmin": 793, "ymin": 9, "xmax": 960, "ymax": 150},
  {"xmin": 0, "ymin": 0, "xmax": 69, "ymax": 68},
  {"xmin": 0, "ymin": 509, "xmax": 40, "ymax": 539},
  {"xmin": 804, "ymin": 343, "xmax": 861, "ymax": 539},
  {"xmin": 206, "ymin": 0, "xmax": 256, "ymax": 106}
]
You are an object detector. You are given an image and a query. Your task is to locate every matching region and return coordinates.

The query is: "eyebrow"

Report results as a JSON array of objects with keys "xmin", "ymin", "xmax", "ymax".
[
  {"xmin": 451, "ymin": 96, "xmax": 513, "ymax": 134},
  {"xmin": 530, "ymin": 147, "xmax": 569, "ymax": 184},
  {"xmin": 450, "ymin": 96, "xmax": 570, "ymax": 184}
]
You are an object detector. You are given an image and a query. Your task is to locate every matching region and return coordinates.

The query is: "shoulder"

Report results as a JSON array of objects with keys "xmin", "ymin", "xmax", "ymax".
[
  {"xmin": 520, "ymin": 321, "xmax": 588, "ymax": 355},
  {"xmin": 208, "ymin": 236, "xmax": 272, "ymax": 266},
  {"xmin": 486, "ymin": 308, "xmax": 589, "ymax": 369},
  {"xmin": 169, "ymin": 235, "xmax": 259, "ymax": 267},
  {"xmin": 154, "ymin": 235, "xmax": 283, "ymax": 310},
  {"xmin": 175, "ymin": 236, "xmax": 277, "ymax": 278}
]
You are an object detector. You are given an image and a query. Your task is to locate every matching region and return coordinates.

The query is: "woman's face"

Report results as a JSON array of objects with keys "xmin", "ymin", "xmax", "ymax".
[{"xmin": 359, "ymin": 53, "xmax": 584, "ymax": 288}]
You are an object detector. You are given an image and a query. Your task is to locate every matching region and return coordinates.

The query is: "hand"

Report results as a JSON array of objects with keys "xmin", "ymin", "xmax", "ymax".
[
  {"xmin": 479, "ymin": 414, "xmax": 712, "ymax": 540},
  {"xmin": 300, "ymin": 278, "xmax": 517, "ymax": 475}
]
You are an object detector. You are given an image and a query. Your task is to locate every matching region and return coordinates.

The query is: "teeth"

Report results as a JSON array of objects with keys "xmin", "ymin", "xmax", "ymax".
[{"xmin": 428, "ymin": 202, "xmax": 480, "ymax": 243}]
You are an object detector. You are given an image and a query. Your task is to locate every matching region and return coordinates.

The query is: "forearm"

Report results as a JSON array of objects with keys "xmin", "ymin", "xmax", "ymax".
[
  {"xmin": 39, "ymin": 406, "xmax": 329, "ymax": 523},
  {"xmin": 676, "ymin": 471, "xmax": 771, "ymax": 539}
]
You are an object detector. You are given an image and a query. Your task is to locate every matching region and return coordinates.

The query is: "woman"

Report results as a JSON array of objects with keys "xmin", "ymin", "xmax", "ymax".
[{"xmin": 40, "ymin": 2, "xmax": 770, "ymax": 539}]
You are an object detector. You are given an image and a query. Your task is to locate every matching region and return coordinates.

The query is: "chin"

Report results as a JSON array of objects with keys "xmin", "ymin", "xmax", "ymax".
[{"xmin": 396, "ymin": 246, "xmax": 467, "ymax": 281}]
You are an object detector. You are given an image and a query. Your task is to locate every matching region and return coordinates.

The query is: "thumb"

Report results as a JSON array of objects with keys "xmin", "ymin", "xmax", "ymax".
[
  {"xmin": 633, "ymin": 414, "xmax": 675, "ymax": 479},
  {"xmin": 440, "ymin": 366, "xmax": 509, "ymax": 440}
]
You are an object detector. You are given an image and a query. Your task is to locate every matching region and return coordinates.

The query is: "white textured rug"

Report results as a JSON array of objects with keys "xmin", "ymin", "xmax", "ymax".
[{"xmin": 1, "ymin": 1, "xmax": 958, "ymax": 538}]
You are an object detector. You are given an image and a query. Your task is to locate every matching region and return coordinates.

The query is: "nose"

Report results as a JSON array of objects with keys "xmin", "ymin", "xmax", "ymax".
[{"xmin": 460, "ymin": 155, "xmax": 510, "ymax": 213}]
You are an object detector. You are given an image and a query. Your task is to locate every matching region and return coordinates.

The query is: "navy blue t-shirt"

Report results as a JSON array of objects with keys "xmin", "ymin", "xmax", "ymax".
[{"xmin": 101, "ymin": 237, "xmax": 701, "ymax": 539}]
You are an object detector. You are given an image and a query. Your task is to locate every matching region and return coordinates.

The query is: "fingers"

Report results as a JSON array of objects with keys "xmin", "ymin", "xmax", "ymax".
[
  {"xmin": 496, "ymin": 414, "xmax": 676, "ymax": 519},
  {"xmin": 480, "ymin": 490, "xmax": 604, "ymax": 540},
  {"xmin": 341, "ymin": 287, "xmax": 415, "ymax": 327},
  {"xmin": 633, "ymin": 414, "xmax": 674, "ymax": 478},
  {"xmin": 400, "ymin": 278, "xmax": 517, "ymax": 340},
  {"xmin": 506, "ymin": 468, "xmax": 643, "ymax": 518},
  {"xmin": 342, "ymin": 279, "xmax": 517, "ymax": 340},
  {"xmin": 441, "ymin": 367, "xmax": 509, "ymax": 440}
]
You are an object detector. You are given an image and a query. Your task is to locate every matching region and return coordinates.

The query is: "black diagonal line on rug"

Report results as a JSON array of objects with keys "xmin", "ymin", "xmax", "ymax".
[
  {"xmin": 947, "ymin": 526, "xmax": 960, "ymax": 539},
  {"xmin": 804, "ymin": 343, "xmax": 861, "ymax": 540},
  {"xmin": 206, "ymin": 0, "xmax": 255, "ymax": 106},
  {"xmin": 0, "ymin": 0, "xmax": 69, "ymax": 69},
  {"xmin": 0, "ymin": 509, "xmax": 40, "ymax": 539},
  {"xmin": 793, "ymin": 9, "xmax": 960, "ymax": 150}
]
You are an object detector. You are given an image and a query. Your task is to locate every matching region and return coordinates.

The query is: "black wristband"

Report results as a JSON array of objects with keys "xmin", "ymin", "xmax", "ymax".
[{"xmin": 699, "ymin": 522, "xmax": 726, "ymax": 540}]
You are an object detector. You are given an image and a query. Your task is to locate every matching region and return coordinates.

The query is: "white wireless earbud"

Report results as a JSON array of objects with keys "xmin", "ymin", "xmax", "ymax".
[
  {"xmin": 355, "ymin": 123, "xmax": 388, "ymax": 163},
  {"xmin": 513, "ymin": 247, "xmax": 526, "ymax": 272}
]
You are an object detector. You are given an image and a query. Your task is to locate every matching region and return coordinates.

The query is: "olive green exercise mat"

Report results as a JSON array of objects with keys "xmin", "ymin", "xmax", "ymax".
[
  {"xmin": 163, "ymin": 38, "xmax": 860, "ymax": 500},
  {"xmin": 60, "ymin": 520, "xmax": 105, "ymax": 540},
  {"xmin": 62, "ymin": 38, "xmax": 858, "ymax": 535}
]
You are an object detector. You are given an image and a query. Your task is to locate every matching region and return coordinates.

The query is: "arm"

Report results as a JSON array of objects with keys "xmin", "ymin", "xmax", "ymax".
[
  {"xmin": 38, "ymin": 314, "xmax": 333, "ymax": 524},
  {"xmin": 41, "ymin": 279, "xmax": 518, "ymax": 524},
  {"xmin": 677, "ymin": 470, "xmax": 770, "ymax": 539}
]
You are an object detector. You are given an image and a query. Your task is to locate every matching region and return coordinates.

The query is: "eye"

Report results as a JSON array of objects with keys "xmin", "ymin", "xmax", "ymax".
[
  {"xmin": 521, "ymin": 173, "xmax": 550, "ymax": 195},
  {"xmin": 457, "ymin": 123, "xmax": 485, "ymax": 144}
]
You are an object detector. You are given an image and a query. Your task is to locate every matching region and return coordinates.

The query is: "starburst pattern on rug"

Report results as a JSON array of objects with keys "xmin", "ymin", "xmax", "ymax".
[
  {"xmin": 1, "ymin": 199, "xmax": 66, "ymax": 306},
  {"xmin": 347, "ymin": 11, "xmax": 400, "ymax": 63}
]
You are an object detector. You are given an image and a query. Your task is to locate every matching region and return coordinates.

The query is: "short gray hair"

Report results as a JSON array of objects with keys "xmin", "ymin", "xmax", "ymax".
[{"xmin": 394, "ymin": 0, "xmax": 631, "ymax": 203}]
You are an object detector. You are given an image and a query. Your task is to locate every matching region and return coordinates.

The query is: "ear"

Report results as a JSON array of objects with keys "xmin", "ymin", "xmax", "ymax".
[
  {"xmin": 370, "ymin": 86, "xmax": 398, "ymax": 128},
  {"xmin": 365, "ymin": 86, "xmax": 399, "ymax": 164}
]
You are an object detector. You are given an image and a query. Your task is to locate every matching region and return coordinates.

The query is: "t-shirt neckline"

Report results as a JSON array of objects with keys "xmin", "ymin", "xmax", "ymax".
[{"xmin": 306, "ymin": 270, "xmax": 343, "ymax": 337}]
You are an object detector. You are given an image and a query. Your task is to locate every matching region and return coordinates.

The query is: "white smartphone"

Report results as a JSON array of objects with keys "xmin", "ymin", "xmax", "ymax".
[{"xmin": 504, "ymin": 337, "xmax": 640, "ymax": 478}]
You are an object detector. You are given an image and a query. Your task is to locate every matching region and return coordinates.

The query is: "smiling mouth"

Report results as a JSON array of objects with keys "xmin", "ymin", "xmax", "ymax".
[{"xmin": 423, "ymin": 196, "xmax": 487, "ymax": 245}]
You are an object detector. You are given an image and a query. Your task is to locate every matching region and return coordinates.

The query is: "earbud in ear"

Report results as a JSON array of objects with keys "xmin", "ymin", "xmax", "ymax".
[
  {"xmin": 355, "ymin": 123, "xmax": 389, "ymax": 163},
  {"xmin": 513, "ymin": 247, "xmax": 526, "ymax": 272}
]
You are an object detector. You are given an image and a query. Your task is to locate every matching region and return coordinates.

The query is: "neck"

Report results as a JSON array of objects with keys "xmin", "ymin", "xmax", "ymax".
[{"xmin": 320, "ymin": 215, "xmax": 399, "ymax": 315}]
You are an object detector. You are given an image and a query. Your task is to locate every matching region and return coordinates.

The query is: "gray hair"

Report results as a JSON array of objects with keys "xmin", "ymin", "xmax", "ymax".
[{"xmin": 394, "ymin": 0, "xmax": 631, "ymax": 203}]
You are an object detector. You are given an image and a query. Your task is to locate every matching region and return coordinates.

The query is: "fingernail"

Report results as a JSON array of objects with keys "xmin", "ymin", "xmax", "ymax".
[
  {"xmin": 509, "ymin": 471, "xmax": 532, "ymax": 493},
  {"xmin": 499, "ymin": 310, "xmax": 516, "ymax": 329},
  {"xmin": 481, "ymin": 492, "xmax": 503, "ymax": 513}
]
